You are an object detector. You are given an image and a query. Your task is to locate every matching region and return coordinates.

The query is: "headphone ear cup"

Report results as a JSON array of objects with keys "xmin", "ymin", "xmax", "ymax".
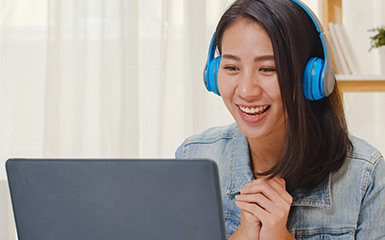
[
  {"xmin": 303, "ymin": 57, "xmax": 325, "ymax": 101},
  {"xmin": 206, "ymin": 56, "xmax": 221, "ymax": 96}
]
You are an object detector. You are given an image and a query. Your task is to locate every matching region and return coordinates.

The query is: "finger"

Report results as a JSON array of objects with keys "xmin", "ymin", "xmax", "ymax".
[
  {"xmin": 240, "ymin": 178, "xmax": 281, "ymax": 200},
  {"xmin": 237, "ymin": 193, "xmax": 292, "ymax": 224},
  {"xmin": 237, "ymin": 195, "xmax": 291, "ymax": 229},
  {"xmin": 273, "ymin": 177, "xmax": 286, "ymax": 189},
  {"xmin": 238, "ymin": 202, "xmax": 289, "ymax": 232},
  {"xmin": 264, "ymin": 178, "xmax": 292, "ymax": 204},
  {"xmin": 239, "ymin": 187, "xmax": 292, "ymax": 216},
  {"xmin": 241, "ymin": 178, "xmax": 266, "ymax": 192},
  {"xmin": 236, "ymin": 193, "xmax": 272, "ymax": 213},
  {"xmin": 241, "ymin": 178, "xmax": 292, "ymax": 205},
  {"xmin": 235, "ymin": 201, "xmax": 269, "ymax": 221},
  {"xmin": 242, "ymin": 177, "xmax": 284, "ymax": 193},
  {"xmin": 236, "ymin": 202, "xmax": 261, "ymax": 223}
]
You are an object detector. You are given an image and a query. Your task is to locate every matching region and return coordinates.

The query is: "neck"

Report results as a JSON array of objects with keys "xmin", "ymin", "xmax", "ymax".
[{"xmin": 248, "ymin": 131, "xmax": 285, "ymax": 175}]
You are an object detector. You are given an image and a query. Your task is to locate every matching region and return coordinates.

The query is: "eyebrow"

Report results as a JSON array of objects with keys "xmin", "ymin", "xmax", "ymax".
[{"xmin": 222, "ymin": 54, "xmax": 274, "ymax": 62}]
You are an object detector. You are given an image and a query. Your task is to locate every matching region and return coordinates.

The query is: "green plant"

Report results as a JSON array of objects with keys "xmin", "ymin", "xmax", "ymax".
[{"xmin": 368, "ymin": 26, "xmax": 385, "ymax": 51}]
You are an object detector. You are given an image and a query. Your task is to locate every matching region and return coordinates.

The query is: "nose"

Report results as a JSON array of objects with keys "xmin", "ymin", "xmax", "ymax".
[{"xmin": 236, "ymin": 70, "xmax": 263, "ymax": 100}]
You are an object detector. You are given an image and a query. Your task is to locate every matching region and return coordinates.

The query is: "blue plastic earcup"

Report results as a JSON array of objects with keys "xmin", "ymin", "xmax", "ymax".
[
  {"xmin": 205, "ymin": 56, "xmax": 221, "ymax": 96},
  {"xmin": 303, "ymin": 57, "xmax": 325, "ymax": 101}
]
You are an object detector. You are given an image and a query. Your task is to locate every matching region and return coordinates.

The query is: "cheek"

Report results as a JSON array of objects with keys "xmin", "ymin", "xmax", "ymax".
[
  {"xmin": 271, "ymin": 83, "xmax": 285, "ymax": 114},
  {"xmin": 218, "ymin": 73, "xmax": 235, "ymax": 114},
  {"xmin": 266, "ymin": 79, "xmax": 282, "ymax": 101},
  {"xmin": 218, "ymin": 71, "xmax": 237, "ymax": 98},
  {"xmin": 272, "ymin": 86, "xmax": 282, "ymax": 102},
  {"xmin": 217, "ymin": 70, "xmax": 225, "ymax": 94}
]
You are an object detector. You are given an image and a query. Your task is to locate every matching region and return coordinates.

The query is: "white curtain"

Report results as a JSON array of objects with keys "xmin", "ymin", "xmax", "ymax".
[
  {"xmin": 0, "ymin": 0, "xmax": 235, "ymax": 238},
  {"xmin": 0, "ymin": 0, "xmax": 243, "ymax": 162}
]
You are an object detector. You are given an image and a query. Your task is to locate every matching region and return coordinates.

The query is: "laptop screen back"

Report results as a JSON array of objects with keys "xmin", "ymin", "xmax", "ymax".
[{"xmin": 6, "ymin": 159, "xmax": 226, "ymax": 240}]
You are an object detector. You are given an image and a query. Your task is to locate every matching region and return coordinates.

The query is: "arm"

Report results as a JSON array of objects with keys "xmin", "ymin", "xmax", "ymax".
[
  {"xmin": 175, "ymin": 144, "xmax": 184, "ymax": 158},
  {"xmin": 229, "ymin": 204, "xmax": 261, "ymax": 240},
  {"xmin": 230, "ymin": 177, "xmax": 295, "ymax": 240},
  {"xmin": 355, "ymin": 156, "xmax": 385, "ymax": 239}
]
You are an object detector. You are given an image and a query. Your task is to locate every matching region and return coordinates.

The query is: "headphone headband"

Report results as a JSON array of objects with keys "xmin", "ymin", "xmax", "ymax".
[
  {"xmin": 291, "ymin": 0, "xmax": 323, "ymax": 32},
  {"xmin": 292, "ymin": 0, "xmax": 335, "ymax": 99}
]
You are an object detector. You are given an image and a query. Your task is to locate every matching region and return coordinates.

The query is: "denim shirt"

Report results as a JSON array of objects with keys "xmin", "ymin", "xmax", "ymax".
[{"xmin": 175, "ymin": 123, "xmax": 385, "ymax": 239}]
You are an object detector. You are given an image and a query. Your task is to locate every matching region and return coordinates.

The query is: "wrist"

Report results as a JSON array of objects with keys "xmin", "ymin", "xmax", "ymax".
[
  {"xmin": 230, "ymin": 223, "xmax": 259, "ymax": 240},
  {"xmin": 284, "ymin": 231, "xmax": 296, "ymax": 240}
]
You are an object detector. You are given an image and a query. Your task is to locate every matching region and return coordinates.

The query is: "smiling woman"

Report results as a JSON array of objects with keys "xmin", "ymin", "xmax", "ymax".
[
  {"xmin": 218, "ymin": 19, "xmax": 285, "ymax": 148},
  {"xmin": 176, "ymin": 0, "xmax": 385, "ymax": 239}
]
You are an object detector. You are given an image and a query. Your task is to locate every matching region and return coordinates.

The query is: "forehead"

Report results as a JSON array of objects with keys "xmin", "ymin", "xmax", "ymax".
[{"xmin": 221, "ymin": 18, "xmax": 273, "ymax": 56}]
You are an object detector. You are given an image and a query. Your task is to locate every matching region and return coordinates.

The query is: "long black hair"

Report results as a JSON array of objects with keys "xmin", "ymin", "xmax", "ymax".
[{"xmin": 215, "ymin": 0, "xmax": 352, "ymax": 192}]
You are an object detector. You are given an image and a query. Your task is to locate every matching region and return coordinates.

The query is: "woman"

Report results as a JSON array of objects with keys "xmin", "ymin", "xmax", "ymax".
[{"xmin": 176, "ymin": 0, "xmax": 385, "ymax": 239}]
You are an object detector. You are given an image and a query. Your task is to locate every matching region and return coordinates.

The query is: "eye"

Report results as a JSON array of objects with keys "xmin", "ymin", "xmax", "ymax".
[
  {"xmin": 260, "ymin": 67, "xmax": 276, "ymax": 73},
  {"xmin": 224, "ymin": 66, "xmax": 239, "ymax": 71}
]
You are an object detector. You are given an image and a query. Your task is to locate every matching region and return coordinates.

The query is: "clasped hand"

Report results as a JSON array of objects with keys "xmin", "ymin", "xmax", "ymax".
[{"xmin": 232, "ymin": 177, "xmax": 295, "ymax": 240}]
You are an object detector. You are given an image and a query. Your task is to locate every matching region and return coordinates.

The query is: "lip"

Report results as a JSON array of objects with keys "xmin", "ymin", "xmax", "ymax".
[{"xmin": 236, "ymin": 104, "xmax": 270, "ymax": 124}]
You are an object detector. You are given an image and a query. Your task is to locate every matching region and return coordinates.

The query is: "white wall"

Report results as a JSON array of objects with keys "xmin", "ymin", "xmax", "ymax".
[
  {"xmin": 0, "ymin": 180, "xmax": 16, "ymax": 240},
  {"xmin": 342, "ymin": 0, "xmax": 385, "ymax": 155}
]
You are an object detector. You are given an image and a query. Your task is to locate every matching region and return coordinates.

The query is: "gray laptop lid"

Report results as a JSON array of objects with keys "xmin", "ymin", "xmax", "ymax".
[{"xmin": 6, "ymin": 158, "xmax": 226, "ymax": 240}]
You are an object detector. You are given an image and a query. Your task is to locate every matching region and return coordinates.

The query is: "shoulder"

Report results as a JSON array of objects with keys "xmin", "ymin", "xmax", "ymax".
[
  {"xmin": 288, "ymin": 136, "xmax": 385, "ymax": 237},
  {"xmin": 182, "ymin": 123, "xmax": 237, "ymax": 145},
  {"xmin": 348, "ymin": 135, "xmax": 383, "ymax": 165},
  {"xmin": 338, "ymin": 135, "xmax": 384, "ymax": 182},
  {"xmin": 175, "ymin": 123, "xmax": 239, "ymax": 159},
  {"xmin": 343, "ymin": 136, "xmax": 385, "ymax": 238},
  {"xmin": 345, "ymin": 135, "xmax": 385, "ymax": 183},
  {"xmin": 333, "ymin": 135, "xmax": 385, "ymax": 200}
]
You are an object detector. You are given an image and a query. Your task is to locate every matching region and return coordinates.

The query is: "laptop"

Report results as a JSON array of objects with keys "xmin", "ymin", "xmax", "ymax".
[{"xmin": 6, "ymin": 158, "xmax": 226, "ymax": 240}]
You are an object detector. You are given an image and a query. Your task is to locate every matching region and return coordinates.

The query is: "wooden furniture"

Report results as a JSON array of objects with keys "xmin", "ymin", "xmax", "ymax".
[
  {"xmin": 337, "ymin": 75, "xmax": 385, "ymax": 94},
  {"xmin": 320, "ymin": 0, "xmax": 342, "ymax": 31},
  {"xmin": 337, "ymin": 75, "xmax": 385, "ymax": 104},
  {"xmin": 322, "ymin": 1, "xmax": 385, "ymax": 96}
]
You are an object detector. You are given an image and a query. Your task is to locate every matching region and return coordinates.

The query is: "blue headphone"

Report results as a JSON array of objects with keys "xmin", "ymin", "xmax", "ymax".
[{"xmin": 203, "ymin": 0, "xmax": 335, "ymax": 101}]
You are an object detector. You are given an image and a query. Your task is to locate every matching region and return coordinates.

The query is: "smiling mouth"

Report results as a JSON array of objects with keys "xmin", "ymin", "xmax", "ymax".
[{"xmin": 238, "ymin": 105, "xmax": 270, "ymax": 116}]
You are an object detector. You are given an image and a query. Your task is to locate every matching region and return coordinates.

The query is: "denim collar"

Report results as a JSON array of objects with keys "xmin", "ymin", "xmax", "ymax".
[
  {"xmin": 224, "ymin": 125, "xmax": 254, "ymax": 195},
  {"xmin": 291, "ymin": 176, "xmax": 331, "ymax": 209},
  {"xmin": 225, "ymin": 124, "xmax": 331, "ymax": 209}
]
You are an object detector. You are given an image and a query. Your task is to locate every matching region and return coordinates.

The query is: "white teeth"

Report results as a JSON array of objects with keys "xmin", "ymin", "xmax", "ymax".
[{"xmin": 239, "ymin": 105, "xmax": 269, "ymax": 115}]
